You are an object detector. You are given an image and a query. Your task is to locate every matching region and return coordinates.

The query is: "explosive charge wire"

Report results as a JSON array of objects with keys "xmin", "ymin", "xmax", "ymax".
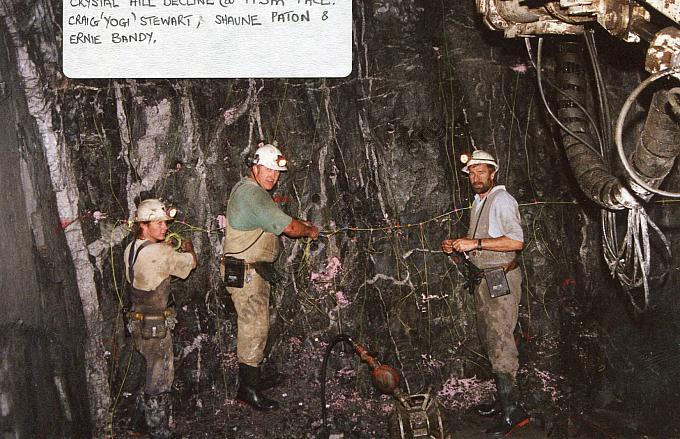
[
  {"xmin": 317, "ymin": 200, "xmax": 579, "ymax": 237},
  {"xmin": 65, "ymin": 199, "xmax": 615, "ymax": 240}
]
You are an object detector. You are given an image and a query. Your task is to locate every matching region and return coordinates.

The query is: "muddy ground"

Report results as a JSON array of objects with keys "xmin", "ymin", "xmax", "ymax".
[{"xmin": 111, "ymin": 323, "xmax": 677, "ymax": 439}]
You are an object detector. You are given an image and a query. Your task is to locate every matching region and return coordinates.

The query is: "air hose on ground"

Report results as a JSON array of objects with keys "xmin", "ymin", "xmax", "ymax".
[{"xmin": 320, "ymin": 334, "xmax": 409, "ymax": 435}]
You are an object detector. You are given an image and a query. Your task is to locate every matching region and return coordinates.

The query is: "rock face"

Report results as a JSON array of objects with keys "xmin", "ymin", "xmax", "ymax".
[
  {"xmin": 1, "ymin": 0, "xmax": 679, "ymax": 437},
  {"xmin": 0, "ymin": 13, "xmax": 92, "ymax": 436}
]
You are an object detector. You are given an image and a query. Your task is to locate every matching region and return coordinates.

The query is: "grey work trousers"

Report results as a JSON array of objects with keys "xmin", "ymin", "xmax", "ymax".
[{"xmin": 474, "ymin": 267, "xmax": 522, "ymax": 378}]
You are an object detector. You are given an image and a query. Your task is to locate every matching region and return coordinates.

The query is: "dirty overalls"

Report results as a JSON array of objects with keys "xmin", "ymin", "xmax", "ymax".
[
  {"xmin": 223, "ymin": 216, "xmax": 279, "ymax": 367},
  {"xmin": 124, "ymin": 241, "xmax": 193, "ymax": 395},
  {"xmin": 467, "ymin": 188, "xmax": 523, "ymax": 378}
]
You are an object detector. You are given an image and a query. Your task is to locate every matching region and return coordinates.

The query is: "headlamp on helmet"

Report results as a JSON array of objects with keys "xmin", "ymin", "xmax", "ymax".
[
  {"xmin": 462, "ymin": 150, "xmax": 499, "ymax": 174},
  {"xmin": 275, "ymin": 156, "xmax": 288, "ymax": 168},
  {"xmin": 252, "ymin": 143, "xmax": 288, "ymax": 171}
]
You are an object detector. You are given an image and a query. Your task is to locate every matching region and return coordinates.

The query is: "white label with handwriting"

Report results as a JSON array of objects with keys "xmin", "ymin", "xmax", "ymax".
[{"xmin": 63, "ymin": 0, "xmax": 351, "ymax": 78}]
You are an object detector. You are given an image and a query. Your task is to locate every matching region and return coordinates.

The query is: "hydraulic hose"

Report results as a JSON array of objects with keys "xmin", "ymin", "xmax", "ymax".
[
  {"xmin": 625, "ymin": 83, "xmax": 680, "ymax": 197},
  {"xmin": 669, "ymin": 87, "xmax": 680, "ymax": 117},
  {"xmin": 550, "ymin": 39, "xmax": 625, "ymax": 209}
]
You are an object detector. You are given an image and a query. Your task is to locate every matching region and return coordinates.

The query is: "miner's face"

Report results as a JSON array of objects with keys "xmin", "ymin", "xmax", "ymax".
[
  {"xmin": 468, "ymin": 164, "xmax": 496, "ymax": 195},
  {"xmin": 140, "ymin": 220, "xmax": 168, "ymax": 242},
  {"xmin": 252, "ymin": 164, "xmax": 281, "ymax": 191}
]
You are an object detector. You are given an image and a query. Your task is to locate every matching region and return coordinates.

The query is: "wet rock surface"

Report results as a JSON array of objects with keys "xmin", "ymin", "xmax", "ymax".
[{"xmin": 1, "ymin": 0, "xmax": 679, "ymax": 438}]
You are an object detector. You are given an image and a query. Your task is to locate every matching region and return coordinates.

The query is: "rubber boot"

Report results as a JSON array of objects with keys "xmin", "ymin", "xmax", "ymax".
[
  {"xmin": 128, "ymin": 391, "xmax": 147, "ymax": 435},
  {"xmin": 473, "ymin": 375, "xmax": 505, "ymax": 417},
  {"xmin": 473, "ymin": 398, "xmax": 502, "ymax": 417},
  {"xmin": 486, "ymin": 374, "xmax": 529, "ymax": 437},
  {"xmin": 236, "ymin": 363, "xmax": 280, "ymax": 411},
  {"xmin": 258, "ymin": 363, "xmax": 286, "ymax": 390},
  {"xmin": 144, "ymin": 393, "xmax": 175, "ymax": 439}
]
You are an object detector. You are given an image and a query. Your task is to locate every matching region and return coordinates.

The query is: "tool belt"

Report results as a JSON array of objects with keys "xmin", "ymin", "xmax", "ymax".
[
  {"xmin": 127, "ymin": 308, "xmax": 177, "ymax": 339},
  {"xmin": 220, "ymin": 256, "xmax": 282, "ymax": 287}
]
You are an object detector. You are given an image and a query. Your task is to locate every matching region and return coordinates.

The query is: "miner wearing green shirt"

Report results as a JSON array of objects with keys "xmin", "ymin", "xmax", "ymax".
[{"xmin": 223, "ymin": 143, "xmax": 319, "ymax": 411}]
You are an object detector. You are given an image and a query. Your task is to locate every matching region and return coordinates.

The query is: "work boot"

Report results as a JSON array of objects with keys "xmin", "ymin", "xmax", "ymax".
[
  {"xmin": 486, "ymin": 374, "xmax": 529, "ymax": 437},
  {"xmin": 473, "ymin": 398, "xmax": 502, "ymax": 417},
  {"xmin": 144, "ymin": 393, "xmax": 176, "ymax": 439},
  {"xmin": 258, "ymin": 364, "xmax": 286, "ymax": 390},
  {"xmin": 236, "ymin": 363, "xmax": 280, "ymax": 411},
  {"xmin": 128, "ymin": 391, "xmax": 147, "ymax": 435}
]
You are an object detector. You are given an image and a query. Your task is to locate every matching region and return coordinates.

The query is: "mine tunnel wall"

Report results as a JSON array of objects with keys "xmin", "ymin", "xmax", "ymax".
[
  {"xmin": 0, "ymin": 0, "xmax": 679, "ymax": 435},
  {"xmin": 0, "ymin": 22, "xmax": 91, "ymax": 438}
]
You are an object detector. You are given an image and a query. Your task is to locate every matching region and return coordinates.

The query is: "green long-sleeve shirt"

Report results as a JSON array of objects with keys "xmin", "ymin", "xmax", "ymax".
[{"xmin": 227, "ymin": 177, "xmax": 292, "ymax": 235}]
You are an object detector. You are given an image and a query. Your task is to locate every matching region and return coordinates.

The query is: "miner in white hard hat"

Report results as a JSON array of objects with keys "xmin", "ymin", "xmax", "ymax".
[
  {"xmin": 124, "ymin": 198, "xmax": 197, "ymax": 437},
  {"xmin": 461, "ymin": 149, "xmax": 499, "ymax": 174},
  {"xmin": 251, "ymin": 143, "xmax": 289, "ymax": 171},
  {"xmin": 221, "ymin": 143, "xmax": 319, "ymax": 411},
  {"xmin": 441, "ymin": 150, "xmax": 529, "ymax": 435}
]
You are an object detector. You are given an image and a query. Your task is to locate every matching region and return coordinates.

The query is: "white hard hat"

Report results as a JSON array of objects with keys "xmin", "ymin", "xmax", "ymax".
[
  {"xmin": 253, "ymin": 144, "xmax": 288, "ymax": 171},
  {"xmin": 135, "ymin": 199, "xmax": 172, "ymax": 222},
  {"xmin": 462, "ymin": 150, "xmax": 498, "ymax": 174}
]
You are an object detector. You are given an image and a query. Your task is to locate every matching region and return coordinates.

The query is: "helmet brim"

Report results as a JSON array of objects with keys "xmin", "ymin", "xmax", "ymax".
[
  {"xmin": 462, "ymin": 160, "xmax": 498, "ymax": 174},
  {"xmin": 135, "ymin": 214, "xmax": 172, "ymax": 222}
]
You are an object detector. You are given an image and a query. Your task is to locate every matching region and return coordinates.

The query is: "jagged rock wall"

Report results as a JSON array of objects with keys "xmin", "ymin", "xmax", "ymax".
[
  {"xmin": 2, "ymin": 0, "xmax": 679, "ymax": 436},
  {"xmin": 0, "ymin": 17, "xmax": 91, "ymax": 438}
]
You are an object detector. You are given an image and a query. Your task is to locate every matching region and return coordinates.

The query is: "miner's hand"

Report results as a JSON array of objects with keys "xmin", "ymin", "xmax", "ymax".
[
  {"xmin": 181, "ymin": 239, "xmax": 198, "ymax": 267},
  {"xmin": 180, "ymin": 238, "xmax": 194, "ymax": 253},
  {"xmin": 441, "ymin": 239, "xmax": 455, "ymax": 254},
  {"xmin": 301, "ymin": 220, "xmax": 320, "ymax": 240}
]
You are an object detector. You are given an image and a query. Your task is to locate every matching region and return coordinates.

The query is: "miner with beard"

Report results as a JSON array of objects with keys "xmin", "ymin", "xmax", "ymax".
[
  {"xmin": 441, "ymin": 150, "xmax": 529, "ymax": 436},
  {"xmin": 222, "ymin": 143, "xmax": 319, "ymax": 410}
]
